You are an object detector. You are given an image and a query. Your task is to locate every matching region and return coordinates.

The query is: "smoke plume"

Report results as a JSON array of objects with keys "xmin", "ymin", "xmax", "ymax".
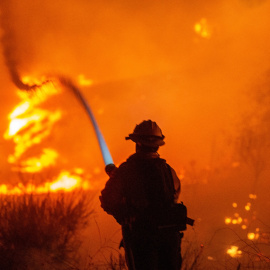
[{"xmin": 0, "ymin": 0, "xmax": 40, "ymax": 90}]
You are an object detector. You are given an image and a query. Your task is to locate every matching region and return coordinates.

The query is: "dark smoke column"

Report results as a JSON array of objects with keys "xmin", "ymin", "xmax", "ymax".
[{"xmin": 0, "ymin": 0, "xmax": 42, "ymax": 90}]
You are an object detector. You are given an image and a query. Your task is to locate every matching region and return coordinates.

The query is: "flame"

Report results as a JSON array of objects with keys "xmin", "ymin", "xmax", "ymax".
[
  {"xmin": 227, "ymin": 246, "xmax": 242, "ymax": 258},
  {"xmin": 47, "ymin": 170, "xmax": 90, "ymax": 192},
  {"xmin": 0, "ymin": 169, "xmax": 91, "ymax": 195},
  {"xmin": 19, "ymin": 148, "xmax": 58, "ymax": 173},
  {"xmin": 2, "ymin": 76, "xmax": 96, "ymax": 194},
  {"xmin": 78, "ymin": 74, "xmax": 93, "ymax": 86},
  {"xmin": 4, "ymin": 81, "xmax": 61, "ymax": 171}
]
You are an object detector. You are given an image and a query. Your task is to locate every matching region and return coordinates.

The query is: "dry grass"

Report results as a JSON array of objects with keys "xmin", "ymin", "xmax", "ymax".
[{"xmin": 0, "ymin": 191, "xmax": 94, "ymax": 269}]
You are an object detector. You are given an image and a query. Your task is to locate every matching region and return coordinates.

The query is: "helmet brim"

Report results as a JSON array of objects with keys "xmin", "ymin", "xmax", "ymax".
[{"xmin": 125, "ymin": 134, "xmax": 165, "ymax": 147}]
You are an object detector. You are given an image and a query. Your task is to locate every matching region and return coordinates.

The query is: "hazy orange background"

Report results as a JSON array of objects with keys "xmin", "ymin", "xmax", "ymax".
[{"xmin": 1, "ymin": 0, "xmax": 270, "ymax": 266}]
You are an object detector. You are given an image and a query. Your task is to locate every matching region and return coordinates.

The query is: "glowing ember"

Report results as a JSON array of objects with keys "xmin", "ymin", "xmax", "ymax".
[
  {"xmin": 225, "ymin": 195, "xmax": 262, "ymax": 243},
  {"xmin": 249, "ymin": 194, "xmax": 257, "ymax": 199},
  {"xmin": 227, "ymin": 246, "xmax": 242, "ymax": 258},
  {"xmin": 226, "ymin": 213, "xmax": 243, "ymax": 225},
  {"xmin": 247, "ymin": 231, "xmax": 260, "ymax": 240},
  {"xmin": 245, "ymin": 202, "xmax": 251, "ymax": 211},
  {"xmin": 225, "ymin": 217, "xmax": 232, "ymax": 224},
  {"xmin": 78, "ymin": 74, "xmax": 93, "ymax": 86},
  {"xmin": 194, "ymin": 18, "xmax": 212, "ymax": 38},
  {"xmin": 247, "ymin": 232, "xmax": 256, "ymax": 240}
]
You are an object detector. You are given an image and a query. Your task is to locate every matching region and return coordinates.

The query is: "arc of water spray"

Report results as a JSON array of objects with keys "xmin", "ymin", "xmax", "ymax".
[{"xmin": 58, "ymin": 77, "xmax": 114, "ymax": 168}]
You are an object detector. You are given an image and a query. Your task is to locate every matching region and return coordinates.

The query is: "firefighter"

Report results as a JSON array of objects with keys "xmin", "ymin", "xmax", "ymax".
[{"xmin": 100, "ymin": 120, "xmax": 182, "ymax": 270}]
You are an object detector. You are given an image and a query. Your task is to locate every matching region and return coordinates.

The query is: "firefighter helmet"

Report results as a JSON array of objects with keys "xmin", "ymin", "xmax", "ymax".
[{"xmin": 125, "ymin": 120, "xmax": 165, "ymax": 147}]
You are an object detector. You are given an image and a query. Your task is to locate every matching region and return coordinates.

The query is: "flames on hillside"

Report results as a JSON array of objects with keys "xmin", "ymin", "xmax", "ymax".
[{"xmin": 2, "ymin": 77, "xmax": 92, "ymax": 194}]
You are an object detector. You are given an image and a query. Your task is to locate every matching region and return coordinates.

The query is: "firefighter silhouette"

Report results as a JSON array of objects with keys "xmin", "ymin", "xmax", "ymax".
[{"xmin": 100, "ymin": 120, "xmax": 184, "ymax": 270}]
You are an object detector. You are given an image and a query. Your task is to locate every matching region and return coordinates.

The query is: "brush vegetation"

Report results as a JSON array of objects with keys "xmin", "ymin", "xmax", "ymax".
[{"xmin": 0, "ymin": 191, "xmax": 93, "ymax": 270}]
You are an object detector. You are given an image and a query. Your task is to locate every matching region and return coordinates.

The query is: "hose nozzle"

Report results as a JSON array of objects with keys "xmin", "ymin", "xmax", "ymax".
[{"xmin": 105, "ymin": 163, "xmax": 117, "ymax": 177}]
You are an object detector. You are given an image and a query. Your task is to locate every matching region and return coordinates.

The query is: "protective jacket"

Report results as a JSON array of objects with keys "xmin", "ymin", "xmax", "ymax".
[
  {"xmin": 100, "ymin": 151, "xmax": 182, "ymax": 270},
  {"xmin": 100, "ymin": 152, "xmax": 180, "ymax": 225}
]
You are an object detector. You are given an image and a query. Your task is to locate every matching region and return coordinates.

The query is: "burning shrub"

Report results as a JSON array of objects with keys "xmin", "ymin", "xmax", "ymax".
[{"xmin": 0, "ymin": 191, "xmax": 93, "ymax": 269}]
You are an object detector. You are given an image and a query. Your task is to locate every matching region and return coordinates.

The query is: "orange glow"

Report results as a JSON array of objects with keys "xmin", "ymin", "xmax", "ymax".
[
  {"xmin": 227, "ymin": 246, "xmax": 242, "ymax": 258},
  {"xmin": 194, "ymin": 18, "xmax": 212, "ymax": 38},
  {"xmin": 178, "ymin": 169, "xmax": 185, "ymax": 180},
  {"xmin": 245, "ymin": 202, "xmax": 251, "ymax": 211}
]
